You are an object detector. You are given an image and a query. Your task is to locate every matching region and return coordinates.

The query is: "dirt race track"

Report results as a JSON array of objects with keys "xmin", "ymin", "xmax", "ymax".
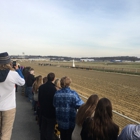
[{"xmin": 21, "ymin": 62, "xmax": 140, "ymax": 130}]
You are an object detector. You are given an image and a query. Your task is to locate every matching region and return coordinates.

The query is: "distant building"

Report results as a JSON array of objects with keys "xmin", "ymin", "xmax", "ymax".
[
  {"xmin": 110, "ymin": 60, "xmax": 122, "ymax": 62},
  {"xmin": 135, "ymin": 60, "xmax": 140, "ymax": 63},
  {"xmin": 80, "ymin": 59, "xmax": 94, "ymax": 62}
]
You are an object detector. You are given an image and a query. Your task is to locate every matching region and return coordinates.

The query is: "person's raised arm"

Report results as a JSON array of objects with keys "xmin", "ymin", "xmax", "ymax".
[
  {"xmin": 74, "ymin": 91, "xmax": 84, "ymax": 109},
  {"xmin": 14, "ymin": 65, "xmax": 24, "ymax": 79}
]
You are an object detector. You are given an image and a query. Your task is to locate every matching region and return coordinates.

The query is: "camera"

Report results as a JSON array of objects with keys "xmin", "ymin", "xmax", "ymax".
[{"xmin": 13, "ymin": 61, "xmax": 16, "ymax": 68}]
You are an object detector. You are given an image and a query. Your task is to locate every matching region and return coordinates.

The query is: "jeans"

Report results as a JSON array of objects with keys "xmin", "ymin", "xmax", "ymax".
[
  {"xmin": 27, "ymin": 87, "xmax": 33, "ymax": 101},
  {"xmin": 40, "ymin": 116, "xmax": 56, "ymax": 140}
]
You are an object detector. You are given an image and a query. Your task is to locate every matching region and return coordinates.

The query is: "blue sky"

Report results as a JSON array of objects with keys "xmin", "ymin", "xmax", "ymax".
[{"xmin": 0, "ymin": 0, "xmax": 140, "ymax": 57}]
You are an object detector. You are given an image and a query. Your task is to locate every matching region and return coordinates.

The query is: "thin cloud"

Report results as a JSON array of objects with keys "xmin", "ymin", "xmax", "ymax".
[{"xmin": 0, "ymin": 0, "xmax": 140, "ymax": 57}]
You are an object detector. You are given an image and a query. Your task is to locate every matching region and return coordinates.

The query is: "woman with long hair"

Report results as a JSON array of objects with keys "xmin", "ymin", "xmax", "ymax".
[
  {"xmin": 72, "ymin": 94, "xmax": 99, "ymax": 140},
  {"xmin": 0, "ymin": 52, "xmax": 25, "ymax": 140},
  {"xmin": 33, "ymin": 75, "xmax": 43, "ymax": 96},
  {"xmin": 81, "ymin": 98, "xmax": 119, "ymax": 140},
  {"xmin": 32, "ymin": 75, "xmax": 43, "ymax": 111}
]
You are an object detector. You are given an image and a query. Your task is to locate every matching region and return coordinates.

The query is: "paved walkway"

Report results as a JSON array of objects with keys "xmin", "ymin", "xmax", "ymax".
[{"xmin": 11, "ymin": 87, "xmax": 40, "ymax": 140}]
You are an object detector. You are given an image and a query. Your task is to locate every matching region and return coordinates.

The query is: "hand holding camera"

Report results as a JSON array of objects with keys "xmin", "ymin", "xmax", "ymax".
[{"xmin": 12, "ymin": 61, "xmax": 19, "ymax": 70}]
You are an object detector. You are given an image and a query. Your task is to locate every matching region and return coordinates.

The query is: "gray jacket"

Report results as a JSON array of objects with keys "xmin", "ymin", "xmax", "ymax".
[{"xmin": 118, "ymin": 124, "xmax": 140, "ymax": 140}]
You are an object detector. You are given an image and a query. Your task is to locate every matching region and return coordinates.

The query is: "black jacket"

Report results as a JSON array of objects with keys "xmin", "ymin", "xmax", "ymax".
[
  {"xmin": 38, "ymin": 81, "xmax": 56, "ymax": 119},
  {"xmin": 26, "ymin": 73, "xmax": 35, "ymax": 87}
]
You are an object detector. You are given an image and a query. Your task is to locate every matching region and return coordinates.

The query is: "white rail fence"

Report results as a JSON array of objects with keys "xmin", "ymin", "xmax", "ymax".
[{"xmin": 79, "ymin": 94, "xmax": 140, "ymax": 125}]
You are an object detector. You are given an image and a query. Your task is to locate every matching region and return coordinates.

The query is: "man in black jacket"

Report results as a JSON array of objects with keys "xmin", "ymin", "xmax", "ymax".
[
  {"xmin": 26, "ymin": 68, "xmax": 35, "ymax": 102},
  {"xmin": 39, "ymin": 72, "xmax": 56, "ymax": 140}
]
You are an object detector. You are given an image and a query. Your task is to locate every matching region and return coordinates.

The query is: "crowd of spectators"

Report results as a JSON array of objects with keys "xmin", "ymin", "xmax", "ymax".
[
  {"xmin": 22, "ymin": 66, "xmax": 140, "ymax": 140},
  {"xmin": 0, "ymin": 52, "xmax": 140, "ymax": 140}
]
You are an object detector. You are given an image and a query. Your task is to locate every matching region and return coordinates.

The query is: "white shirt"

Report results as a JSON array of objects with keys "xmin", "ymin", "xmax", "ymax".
[{"xmin": 0, "ymin": 70, "xmax": 25, "ymax": 111}]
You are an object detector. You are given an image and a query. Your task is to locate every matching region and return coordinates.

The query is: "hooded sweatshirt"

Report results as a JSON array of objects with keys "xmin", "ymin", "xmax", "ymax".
[{"xmin": 0, "ymin": 69, "xmax": 25, "ymax": 111}]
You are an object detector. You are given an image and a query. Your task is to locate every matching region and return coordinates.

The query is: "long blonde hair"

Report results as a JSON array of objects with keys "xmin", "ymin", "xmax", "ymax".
[
  {"xmin": 54, "ymin": 79, "xmax": 61, "ymax": 90},
  {"xmin": 32, "ymin": 75, "xmax": 43, "ymax": 93}
]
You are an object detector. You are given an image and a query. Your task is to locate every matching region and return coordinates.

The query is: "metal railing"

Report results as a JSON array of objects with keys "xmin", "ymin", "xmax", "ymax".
[{"xmin": 79, "ymin": 94, "xmax": 140, "ymax": 125}]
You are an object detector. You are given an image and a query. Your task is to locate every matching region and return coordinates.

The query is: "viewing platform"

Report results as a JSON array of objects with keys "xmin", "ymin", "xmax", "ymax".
[
  {"xmin": 10, "ymin": 80, "xmax": 140, "ymax": 140},
  {"xmin": 11, "ymin": 86, "xmax": 59, "ymax": 140},
  {"xmin": 11, "ymin": 87, "xmax": 40, "ymax": 140}
]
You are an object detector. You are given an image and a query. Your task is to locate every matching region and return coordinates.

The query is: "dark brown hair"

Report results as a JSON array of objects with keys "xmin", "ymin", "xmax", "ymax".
[
  {"xmin": 87, "ymin": 98, "xmax": 119, "ymax": 139},
  {"xmin": 47, "ymin": 73, "xmax": 55, "ymax": 81},
  {"xmin": 76, "ymin": 94, "xmax": 99, "ymax": 126}
]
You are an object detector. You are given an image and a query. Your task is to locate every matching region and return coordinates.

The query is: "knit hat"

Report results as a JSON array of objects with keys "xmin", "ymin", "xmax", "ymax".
[{"xmin": 0, "ymin": 52, "xmax": 11, "ymax": 64}]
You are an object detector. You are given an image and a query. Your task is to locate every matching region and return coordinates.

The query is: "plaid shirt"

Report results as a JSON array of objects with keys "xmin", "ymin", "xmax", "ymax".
[{"xmin": 53, "ymin": 87, "xmax": 84, "ymax": 129}]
